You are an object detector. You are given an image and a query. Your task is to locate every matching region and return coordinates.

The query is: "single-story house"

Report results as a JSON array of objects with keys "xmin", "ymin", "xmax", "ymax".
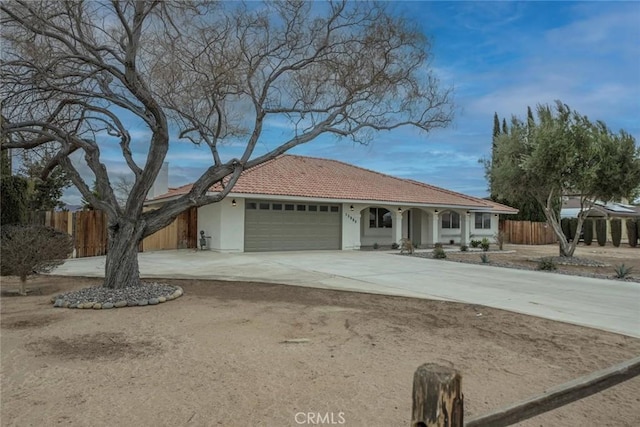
[
  {"xmin": 147, "ymin": 155, "xmax": 517, "ymax": 252},
  {"xmin": 561, "ymin": 197, "xmax": 640, "ymax": 220},
  {"xmin": 561, "ymin": 197, "xmax": 640, "ymax": 243}
]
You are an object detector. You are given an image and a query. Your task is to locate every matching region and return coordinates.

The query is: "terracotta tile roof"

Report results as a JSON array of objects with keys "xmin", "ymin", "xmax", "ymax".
[{"xmin": 152, "ymin": 155, "xmax": 517, "ymax": 212}]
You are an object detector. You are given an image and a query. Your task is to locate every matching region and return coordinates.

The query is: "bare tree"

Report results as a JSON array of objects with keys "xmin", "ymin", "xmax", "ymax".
[
  {"xmin": 113, "ymin": 174, "xmax": 134, "ymax": 208},
  {"xmin": 1, "ymin": 225, "xmax": 74, "ymax": 295},
  {"xmin": 1, "ymin": 1, "xmax": 453, "ymax": 289}
]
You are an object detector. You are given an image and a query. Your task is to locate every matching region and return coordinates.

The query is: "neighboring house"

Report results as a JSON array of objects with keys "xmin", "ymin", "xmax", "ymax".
[
  {"xmin": 147, "ymin": 155, "xmax": 517, "ymax": 252},
  {"xmin": 561, "ymin": 197, "xmax": 640, "ymax": 220},
  {"xmin": 561, "ymin": 197, "xmax": 640, "ymax": 243}
]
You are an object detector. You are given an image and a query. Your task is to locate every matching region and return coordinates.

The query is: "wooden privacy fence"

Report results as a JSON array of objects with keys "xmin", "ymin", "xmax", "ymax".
[
  {"xmin": 411, "ymin": 356, "xmax": 640, "ymax": 426},
  {"xmin": 29, "ymin": 208, "xmax": 197, "ymax": 257},
  {"xmin": 501, "ymin": 220, "xmax": 557, "ymax": 245}
]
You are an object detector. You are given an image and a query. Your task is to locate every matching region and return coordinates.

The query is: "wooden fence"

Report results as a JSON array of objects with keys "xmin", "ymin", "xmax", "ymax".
[
  {"xmin": 500, "ymin": 220, "xmax": 557, "ymax": 245},
  {"xmin": 411, "ymin": 356, "xmax": 640, "ymax": 426},
  {"xmin": 29, "ymin": 208, "xmax": 197, "ymax": 258}
]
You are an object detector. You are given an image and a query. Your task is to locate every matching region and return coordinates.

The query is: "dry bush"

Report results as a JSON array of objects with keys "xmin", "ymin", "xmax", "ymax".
[{"xmin": 1, "ymin": 225, "xmax": 73, "ymax": 295}]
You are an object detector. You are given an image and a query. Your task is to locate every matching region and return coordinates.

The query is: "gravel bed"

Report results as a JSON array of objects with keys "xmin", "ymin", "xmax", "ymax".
[
  {"xmin": 402, "ymin": 252, "xmax": 640, "ymax": 283},
  {"xmin": 51, "ymin": 282, "xmax": 183, "ymax": 309}
]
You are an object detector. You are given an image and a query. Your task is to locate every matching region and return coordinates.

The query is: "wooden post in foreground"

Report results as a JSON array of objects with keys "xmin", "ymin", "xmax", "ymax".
[{"xmin": 411, "ymin": 363, "xmax": 463, "ymax": 427}]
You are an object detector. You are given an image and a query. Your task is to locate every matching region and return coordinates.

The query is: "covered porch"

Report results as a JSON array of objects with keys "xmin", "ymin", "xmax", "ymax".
[{"xmin": 351, "ymin": 204, "xmax": 499, "ymax": 248}]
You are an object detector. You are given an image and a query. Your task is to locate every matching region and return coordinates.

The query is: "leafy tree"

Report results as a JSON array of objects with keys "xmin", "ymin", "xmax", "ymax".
[
  {"xmin": 1, "ymin": 1, "xmax": 453, "ymax": 289},
  {"xmin": 81, "ymin": 180, "xmax": 101, "ymax": 210},
  {"xmin": 0, "ymin": 175, "xmax": 28, "ymax": 225},
  {"xmin": 0, "ymin": 224, "xmax": 73, "ymax": 295},
  {"xmin": 17, "ymin": 148, "xmax": 72, "ymax": 211},
  {"xmin": 491, "ymin": 101, "xmax": 640, "ymax": 257},
  {"xmin": 483, "ymin": 112, "xmax": 546, "ymax": 222}
]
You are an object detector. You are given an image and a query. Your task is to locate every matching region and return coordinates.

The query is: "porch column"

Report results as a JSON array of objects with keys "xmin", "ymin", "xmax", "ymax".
[
  {"xmin": 461, "ymin": 212, "xmax": 471, "ymax": 246},
  {"xmin": 393, "ymin": 210, "xmax": 403, "ymax": 244},
  {"xmin": 430, "ymin": 212, "xmax": 440, "ymax": 246}
]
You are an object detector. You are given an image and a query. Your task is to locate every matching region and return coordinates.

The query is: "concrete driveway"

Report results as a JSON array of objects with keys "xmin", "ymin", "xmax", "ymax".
[{"xmin": 50, "ymin": 250, "xmax": 640, "ymax": 338}]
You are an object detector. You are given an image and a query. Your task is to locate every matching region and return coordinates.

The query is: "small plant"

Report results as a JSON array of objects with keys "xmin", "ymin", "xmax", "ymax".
[
  {"xmin": 480, "ymin": 253, "xmax": 490, "ymax": 264},
  {"xmin": 414, "ymin": 243, "xmax": 420, "ymax": 249},
  {"xmin": 391, "ymin": 242, "xmax": 399, "ymax": 250},
  {"xmin": 493, "ymin": 230, "xmax": 506, "ymax": 251},
  {"xmin": 460, "ymin": 245, "xmax": 468, "ymax": 252},
  {"xmin": 470, "ymin": 239, "xmax": 481, "ymax": 248},
  {"xmin": 613, "ymin": 264, "xmax": 633, "ymax": 279},
  {"xmin": 1, "ymin": 225, "xmax": 74, "ymax": 295},
  {"xmin": 432, "ymin": 247, "xmax": 447, "ymax": 259},
  {"xmin": 480, "ymin": 237, "xmax": 490, "ymax": 252},
  {"xmin": 434, "ymin": 242, "xmax": 443, "ymax": 249},
  {"xmin": 537, "ymin": 257, "xmax": 557, "ymax": 271},
  {"xmin": 372, "ymin": 242, "xmax": 379, "ymax": 250}
]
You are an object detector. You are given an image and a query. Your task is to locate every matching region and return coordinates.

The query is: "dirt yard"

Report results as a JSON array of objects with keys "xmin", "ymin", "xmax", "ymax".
[
  {"xmin": 1, "ymin": 273, "xmax": 639, "ymax": 427},
  {"xmin": 444, "ymin": 243, "xmax": 640, "ymax": 280}
]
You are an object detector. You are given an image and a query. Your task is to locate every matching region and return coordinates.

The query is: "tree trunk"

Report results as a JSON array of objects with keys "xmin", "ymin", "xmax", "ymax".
[
  {"xmin": 19, "ymin": 275, "xmax": 27, "ymax": 296},
  {"xmin": 103, "ymin": 218, "xmax": 144, "ymax": 289}
]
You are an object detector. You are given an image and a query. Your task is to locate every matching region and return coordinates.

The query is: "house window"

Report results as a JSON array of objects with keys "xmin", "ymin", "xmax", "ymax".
[
  {"xmin": 308, "ymin": 205, "xmax": 318, "ymax": 212},
  {"xmin": 246, "ymin": 202, "xmax": 257, "ymax": 210},
  {"xmin": 369, "ymin": 208, "xmax": 392, "ymax": 228},
  {"xmin": 475, "ymin": 213, "xmax": 491, "ymax": 229},
  {"xmin": 272, "ymin": 204, "xmax": 282, "ymax": 210},
  {"xmin": 319, "ymin": 205, "xmax": 329, "ymax": 212},
  {"xmin": 285, "ymin": 204, "xmax": 294, "ymax": 211},
  {"xmin": 441, "ymin": 211, "xmax": 460, "ymax": 229},
  {"xmin": 297, "ymin": 205, "xmax": 306, "ymax": 211},
  {"xmin": 259, "ymin": 203, "xmax": 270, "ymax": 210},
  {"xmin": 330, "ymin": 206, "xmax": 339, "ymax": 213}
]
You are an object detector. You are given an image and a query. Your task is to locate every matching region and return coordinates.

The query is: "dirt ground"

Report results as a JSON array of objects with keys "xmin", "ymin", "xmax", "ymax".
[
  {"xmin": 1, "ymin": 272, "xmax": 639, "ymax": 426},
  {"xmin": 445, "ymin": 243, "xmax": 640, "ymax": 279}
]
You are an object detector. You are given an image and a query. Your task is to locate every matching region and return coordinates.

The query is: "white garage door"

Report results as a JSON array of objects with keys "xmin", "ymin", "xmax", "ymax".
[{"xmin": 244, "ymin": 200, "xmax": 341, "ymax": 251}]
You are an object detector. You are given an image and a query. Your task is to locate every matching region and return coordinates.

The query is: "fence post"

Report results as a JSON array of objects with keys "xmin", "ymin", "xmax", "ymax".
[{"xmin": 411, "ymin": 363, "xmax": 463, "ymax": 427}]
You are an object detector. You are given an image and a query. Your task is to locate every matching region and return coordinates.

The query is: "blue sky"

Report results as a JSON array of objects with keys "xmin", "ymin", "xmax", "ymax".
[{"xmin": 64, "ymin": 1, "xmax": 640, "ymax": 204}]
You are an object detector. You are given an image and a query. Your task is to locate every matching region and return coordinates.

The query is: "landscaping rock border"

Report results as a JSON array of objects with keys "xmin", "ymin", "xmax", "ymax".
[{"xmin": 50, "ymin": 282, "xmax": 183, "ymax": 309}]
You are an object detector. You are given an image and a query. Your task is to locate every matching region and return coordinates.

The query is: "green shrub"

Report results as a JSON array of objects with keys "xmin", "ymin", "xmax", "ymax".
[
  {"xmin": 391, "ymin": 242, "xmax": 399, "ymax": 250},
  {"xmin": 560, "ymin": 218, "xmax": 571, "ymax": 241},
  {"xmin": 0, "ymin": 175, "xmax": 28, "ymax": 226},
  {"xmin": 613, "ymin": 264, "xmax": 633, "ymax": 279},
  {"xmin": 480, "ymin": 237, "xmax": 490, "ymax": 251},
  {"xmin": 432, "ymin": 247, "xmax": 446, "ymax": 259},
  {"xmin": 583, "ymin": 219, "xmax": 593, "ymax": 246},
  {"xmin": 434, "ymin": 242, "xmax": 443, "ymax": 249},
  {"xmin": 373, "ymin": 242, "xmax": 379, "ymax": 250},
  {"xmin": 470, "ymin": 239, "xmax": 481, "ymax": 248},
  {"xmin": 460, "ymin": 245, "xmax": 468, "ymax": 252},
  {"xmin": 596, "ymin": 219, "xmax": 607, "ymax": 246},
  {"xmin": 480, "ymin": 253, "xmax": 489, "ymax": 264},
  {"xmin": 610, "ymin": 219, "xmax": 622, "ymax": 247},
  {"xmin": 569, "ymin": 218, "xmax": 578, "ymax": 241},
  {"xmin": 626, "ymin": 219, "xmax": 638, "ymax": 248},
  {"xmin": 537, "ymin": 257, "xmax": 557, "ymax": 271}
]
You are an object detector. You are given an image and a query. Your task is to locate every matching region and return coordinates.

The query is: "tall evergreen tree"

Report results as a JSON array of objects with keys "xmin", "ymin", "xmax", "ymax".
[{"xmin": 502, "ymin": 118, "xmax": 508, "ymax": 134}]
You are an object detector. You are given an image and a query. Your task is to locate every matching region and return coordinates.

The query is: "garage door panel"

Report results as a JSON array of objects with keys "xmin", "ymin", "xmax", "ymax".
[{"xmin": 245, "ymin": 200, "xmax": 340, "ymax": 251}]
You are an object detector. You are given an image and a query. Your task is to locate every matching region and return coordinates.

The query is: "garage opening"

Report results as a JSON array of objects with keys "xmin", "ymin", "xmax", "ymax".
[{"xmin": 244, "ymin": 200, "xmax": 341, "ymax": 251}]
